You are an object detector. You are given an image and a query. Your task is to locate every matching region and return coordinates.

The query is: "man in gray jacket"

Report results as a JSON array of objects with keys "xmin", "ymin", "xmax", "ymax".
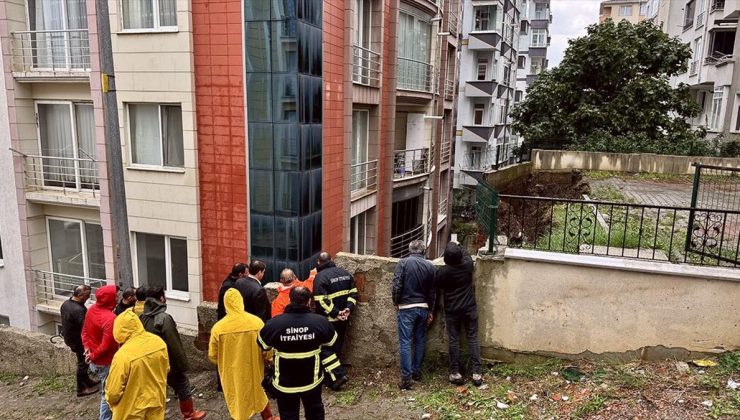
[{"xmin": 392, "ymin": 240, "xmax": 436, "ymax": 390}]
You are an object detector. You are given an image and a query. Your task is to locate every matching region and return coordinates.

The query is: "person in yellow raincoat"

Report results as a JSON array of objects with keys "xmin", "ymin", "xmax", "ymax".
[
  {"xmin": 209, "ymin": 288, "xmax": 276, "ymax": 420},
  {"xmin": 105, "ymin": 309, "xmax": 169, "ymax": 420}
]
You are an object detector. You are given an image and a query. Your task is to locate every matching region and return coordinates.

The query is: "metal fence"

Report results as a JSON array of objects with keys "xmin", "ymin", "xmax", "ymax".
[
  {"xmin": 440, "ymin": 139, "xmax": 452, "ymax": 164},
  {"xmin": 350, "ymin": 159, "xmax": 378, "ymax": 193},
  {"xmin": 447, "ymin": 10, "xmax": 458, "ymax": 36},
  {"xmin": 475, "ymin": 182, "xmax": 499, "ymax": 254},
  {"xmin": 22, "ymin": 154, "xmax": 99, "ymax": 194},
  {"xmin": 444, "ymin": 79, "xmax": 455, "ymax": 101},
  {"xmin": 352, "ymin": 45, "xmax": 381, "ymax": 87},
  {"xmin": 390, "ymin": 224, "xmax": 425, "ymax": 258},
  {"xmin": 711, "ymin": 0, "xmax": 725, "ymax": 13},
  {"xmin": 11, "ymin": 29, "xmax": 91, "ymax": 73},
  {"xmin": 393, "ymin": 148, "xmax": 429, "ymax": 179},
  {"xmin": 397, "ymin": 57, "xmax": 435, "ymax": 92},
  {"xmin": 35, "ymin": 270, "xmax": 106, "ymax": 305}
]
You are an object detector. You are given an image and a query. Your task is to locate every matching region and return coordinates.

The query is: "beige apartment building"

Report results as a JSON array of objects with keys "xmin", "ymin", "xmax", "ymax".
[{"xmin": 599, "ymin": 0, "xmax": 648, "ymax": 23}]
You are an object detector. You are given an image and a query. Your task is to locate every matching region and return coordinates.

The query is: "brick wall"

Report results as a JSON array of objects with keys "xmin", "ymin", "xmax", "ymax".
[
  {"xmin": 322, "ymin": 0, "xmax": 347, "ymax": 256},
  {"xmin": 192, "ymin": 0, "xmax": 247, "ymax": 301}
]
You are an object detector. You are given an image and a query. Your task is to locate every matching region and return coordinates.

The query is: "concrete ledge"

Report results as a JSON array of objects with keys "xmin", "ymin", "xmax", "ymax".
[
  {"xmin": 504, "ymin": 248, "xmax": 740, "ymax": 283},
  {"xmin": 0, "ymin": 325, "xmax": 75, "ymax": 375}
]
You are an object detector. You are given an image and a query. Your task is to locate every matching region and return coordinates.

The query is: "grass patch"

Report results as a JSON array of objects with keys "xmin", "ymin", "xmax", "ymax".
[
  {"xmin": 610, "ymin": 367, "xmax": 648, "ymax": 389},
  {"xmin": 334, "ymin": 388, "xmax": 360, "ymax": 406},
  {"xmin": 0, "ymin": 372, "xmax": 20, "ymax": 385},
  {"xmin": 32, "ymin": 374, "xmax": 74, "ymax": 395},
  {"xmin": 572, "ymin": 395, "xmax": 608, "ymax": 418},
  {"xmin": 589, "ymin": 185, "xmax": 633, "ymax": 203},
  {"xmin": 583, "ymin": 171, "xmax": 622, "ymax": 181},
  {"xmin": 490, "ymin": 359, "xmax": 564, "ymax": 379}
]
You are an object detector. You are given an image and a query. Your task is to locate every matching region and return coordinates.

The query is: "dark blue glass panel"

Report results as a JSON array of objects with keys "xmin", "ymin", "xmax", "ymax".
[
  {"xmin": 298, "ymin": 75, "xmax": 321, "ymax": 123},
  {"xmin": 245, "ymin": 0, "xmax": 270, "ymax": 20},
  {"xmin": 310, "ymin": 169, "xmax": 322, "ymax": 213},
  {"xmin": 246, "ymin": 73, "xmax": 272, "ymax": 122},
  {"xmin": 245, "ymin": 21, "xmax": 271, "ymax": 72},
  {"xmin": 274, "ymin": 124, "xmax": 299, "ymax": 170},
  {"xmin": 275, "ymin": 217, "xmax": 300, "ymax": 261},
  {"xmin": 297, "ymin": 0, "xmax": 322, "ymax": 27},
  {"xmin": 271, "ymin": 22, "xmax": 297, "ymax": 73},
  {"xmin": 250, "ymin": 169, "xmax": 274, "ymax": 213},
  {"xmin": 297, "ymin": 23, "xmax": 322, "ymax": 76},
  {"xmin": 248, "ymin": 124, "xmax": 273, "ymax": 170},
  {"xmin": 250, "ymin": 214, "xmax": 274, "ymax": 258},
  {"xmin": 272, "ymin": 74, "xmax": 297, "ymax": 123},
  {"xmin": 272, "ymin": 0, "xmax": 297, "ymax": 20},
  {"xmin": 274, "ymin": 171, "xmax": 301, "ymax": 216}
]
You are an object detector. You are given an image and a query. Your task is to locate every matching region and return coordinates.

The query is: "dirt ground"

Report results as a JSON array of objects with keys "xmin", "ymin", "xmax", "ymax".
[{"xmin": 1, "ymin": 354, "xmax": 738, "ymax": 419}]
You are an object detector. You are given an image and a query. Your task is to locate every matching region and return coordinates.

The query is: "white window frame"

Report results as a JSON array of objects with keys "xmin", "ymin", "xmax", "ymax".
[
  {"xmin": 132, "ymin": 232, "xmax": 190, "ymax": 300},
  {"xmin": 473, "ymin": 5, "xmax": 497, "ymax": 32},
  {"xmin": 710, "ymin": 87, "xmax": 724, "ymax": 131},
  {"xmin": 531, "ymin": 29, "xmax": 547, "ymax": 48},
  {"xmin": 619, "ymin": 5, "xmax": 632, "ymax": 16},
  {"xmin": 0, "ymin": 230, "xmax": 4, "ymax": 268},
  {"xmin": 119, "ymin": 0, "xmax": 178, "ymax": 33},
  {"xmin": 477, "ymin": 59, "xmax": 488, "ymax": 80},
  {"xmin": 45, "ymin": 216, "xmax": 104, "ymax": 297},
  {"xmin": 473, "ymin": 103, "xmax": 485, "ymax": 125},
  {"xmin": 733, "ymin": 94, "xmax": 740, "ymax": 133},
  {"xmin": 126, "ymin": 103, "xmax": 185, "ymax": 171},
  {"xmin": 350, "ymin": 212, "xmax": 367, "ymax": 255}
]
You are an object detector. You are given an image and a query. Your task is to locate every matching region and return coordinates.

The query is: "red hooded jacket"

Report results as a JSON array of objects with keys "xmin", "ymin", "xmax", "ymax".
[{"xmin": 81, "ymin": 285, "xmax": 119, "ymax": 365}]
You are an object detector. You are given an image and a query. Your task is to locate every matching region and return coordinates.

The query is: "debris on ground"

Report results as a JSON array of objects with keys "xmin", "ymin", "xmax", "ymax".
[
  {"xmin": 692, "ymin": 359, "xmax": 718, "ymax": 367},
  {"xmin": 675, "ymin": 361, "xmax": 690, "ymax": 374}
]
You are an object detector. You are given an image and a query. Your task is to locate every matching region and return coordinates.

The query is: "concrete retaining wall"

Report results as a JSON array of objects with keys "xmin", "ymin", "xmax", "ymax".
[{"xmin": 533, "ymin": 149, "xmax": 740, "ymax": 174}]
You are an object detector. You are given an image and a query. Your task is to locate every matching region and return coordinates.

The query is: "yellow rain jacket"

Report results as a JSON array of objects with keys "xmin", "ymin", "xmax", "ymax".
[
  {"xmin": 106, "ymin": 309, "xmax": 169, "ymax": 420},
  {"xmin": 133, "ymin": 300, "xmax": 145, "ymax": 315},
  {"xmin": 209, "ymin": 289, "xmax": 268, "ymax": 420}
]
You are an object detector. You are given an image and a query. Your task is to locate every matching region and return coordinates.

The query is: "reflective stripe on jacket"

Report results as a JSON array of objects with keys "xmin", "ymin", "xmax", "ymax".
[{"xmin": 312, "ymin": 262, "xmax": 358, "ymax": 320}]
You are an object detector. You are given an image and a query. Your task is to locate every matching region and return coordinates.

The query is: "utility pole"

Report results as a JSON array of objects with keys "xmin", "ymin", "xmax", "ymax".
[{"xmin": 95, "ymin": 0, "xmax": 133, "ymax": 288}]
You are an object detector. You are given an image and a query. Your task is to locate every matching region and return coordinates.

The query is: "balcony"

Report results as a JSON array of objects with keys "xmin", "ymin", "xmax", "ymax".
[
  {"xmin": 393, "ymin": 148, "xmax": 430, "ymax": 180},
  {"xmin": 351, "ymin": 159, "xmax": 378, "ymax": 196},
  {"xmin": 441, "ymin": 139, "xmax": 452, "ymax": 164},
  {"xmin": 467, "ymin": 32, "xmax": 501, "ymax": 50},
  {"xmin": 460, "ymin": 151, "xmax": 490, "ymax": 170},
  {"xmin": 397, "ymin": 57, "xmax": 435, "ymax": 93},
  {"xmin": 690, "ymin": 60, "xmax": 699, "ymax": 76},
  {"xmin": 35, "ymin": 270, "xmax": 106, "ymax": 313},
  {"xmin": 11, "ymin": 29, "xmax": 91, "ymax": 81},
  {"xmin": 462, "ymin": 125, "xmax": 494, "ymax": 143},
  {"xmin": 464, "ymin": 80, "xmax": 497, "ymax": 97},
  {"xmin": 353, "ymin": 45, "xmax": 381, "ymax": 88},
  {"xmin": 19, "ymin": 153, "xmax": 100, "ymax": 206},
  {"xmin": 447, "ymin": 10, "xmax": 459, "ymax": 36},
  {"xmin": 711, "ymin": 0, "xmax": 725, "ymax": 13},
  {"xmin": 439, "ymin": 196, "xmax": 449, "ymax": 219},
  {"xmin": 390, "ymin": 224, "xmax": 425, "ymax": 258},
  {"xmin": 444, "ymin": 79, "xmax": 455, "ymax": 100}
]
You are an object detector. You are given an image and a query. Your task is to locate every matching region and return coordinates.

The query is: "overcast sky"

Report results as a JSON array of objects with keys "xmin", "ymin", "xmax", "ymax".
[{"xmin": 549, "ymin": 0, "xmax": 602, "ymax": 67}]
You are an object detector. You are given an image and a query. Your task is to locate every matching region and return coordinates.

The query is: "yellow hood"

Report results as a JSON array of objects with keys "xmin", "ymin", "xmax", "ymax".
[
  {"xmin": 224, "ymin": 288, "xmax": 244, "ymax": 315},
  {"xmin": 113, "ymin": 308, "xmax": 145, "ymax": 344}
]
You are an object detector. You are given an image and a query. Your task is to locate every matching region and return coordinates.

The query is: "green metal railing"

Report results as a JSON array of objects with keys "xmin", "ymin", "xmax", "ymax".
[{"xmin": 475, "ymin": 181, "xmax": 499, "ymax": 254}]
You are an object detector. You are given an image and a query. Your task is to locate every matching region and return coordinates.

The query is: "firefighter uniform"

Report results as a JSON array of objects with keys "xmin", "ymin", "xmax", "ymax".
[
  {"xmin": 312, "ymin": 262, "xmax": 357, "ymax": 352},
  {"xmin": 258, "ymin": 303, "xmax": 340, "ymax": 420}
]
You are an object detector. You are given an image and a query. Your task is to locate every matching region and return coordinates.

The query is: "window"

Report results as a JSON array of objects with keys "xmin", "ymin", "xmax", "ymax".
[
  {"xmin": 531, "ymin": 29, "xmax": 547, "ymax": 47},
  {"xmin": 351, "ymin": 110, "xmax": 370, "ymax": 191},
  {"xmin": 0, "ymin": 315, "xmax": 9, "ymax": 326},
  {"xmin": 534, "ymin": 3, "xmax": 548, "ymax": 19},
  {"xmin": 397, "ymin": 12, "xmax": 432, "ymax": 91},
  {"xmin": 710, "ymin": 87, "xmax": 724, "ymax": 130},
  {"xmin": 499, "ymin": 100, "xmax": 508, "ymax": 124},
  {"xmin": 474, "ymin": 6, "xmax": 498, "ymax": 31},
  {"xmin": 0, "ymin": 230, "xmax": 4, "ymax": 266},
  {"xmin": 477, "ymin": 59, "xmax": 488, "ymax": 80},
  {"xmin": 47, "ymin": 218, "xmax": 105, "ymax": 296},
  {"xmin": 640, "ymin": 2, "xmax": 648, "ymax": 16},
  {"xmin": 530, "ymin": 57, "xmax": 545, "ymax": 75},
  {"xmin": 517, "ymin": 55, "xmax": 526, "ymax": 69},
  {"xmin": 520, "ymin": 20, "xmax": 528, "ymax": 34},
  {"xmin": 135, "ymin": 233, "xmax": 188, "ymax": 294},
  {"xmin": 122, "ymin": 0, "xmax": 177, "ymax": 30},
  {"xmin": 503, "ymin": 65, "xmax": 511, "ymax": 84},
  {"xmin": 514, "ymin": 90, "xmax": 523, "ymax": 103},
  {"xmin": 27, "ymin": 0, "xmax": 89, "ymax": 69},
  {"xmin": 470, "ymin": 145, "xmax": 482, "ymax": 168},
  {"xmin": 684, "ymin": 0, "xmax": 695, "ymax": 30},
  {"xmin": 691, "ymin": 37, "xmax": 702, "ymax": 74},
  {"xmin": 473, "ymin": 103, "xmax": 485, "ymax": 125},
  {"xmin": 619, "ymin": 5, "xmax": 632, "ymax": 16},
  {"xmin": 734, "ymin": 96, "xmax": 740, "ymax": 132},
  {"xmin": 696, "ymin": 0, "xmax": 706, "ymax": 27},
  {"xmin": 129, "ymin": 103, "xmax": 184, "ymax": 167},
  {"xmin": 350, "ymin": 212, "xmax": 368, "ymax": 254}
]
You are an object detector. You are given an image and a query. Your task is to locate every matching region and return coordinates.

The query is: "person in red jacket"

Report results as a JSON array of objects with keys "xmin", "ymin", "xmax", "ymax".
[{"xmin": 81, "ymin": 284, "xmax": 119, "ymax": 420}]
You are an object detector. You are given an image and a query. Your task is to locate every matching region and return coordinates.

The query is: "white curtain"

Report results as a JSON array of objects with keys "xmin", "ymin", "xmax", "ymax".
[
  {"xmin": 32, "ymin": 0, "xmax": 64, "ymax": 69},
  {"xmin": 38, "ymin": 103, "xmax": 75, "ymax": 186},
  {"xmin": 75, "ymin": 104, "xmax": 97, "ymax": 188},
  {"xmin": 130, "ymin": 104, "xmax": 161, "ymax": 165},
  {"xmin": 162, "ymin": 105, "xmax": 184, "ymax": 167},
  {"xmin": 123, "ymin": 0, "xmax": 154, "ymax": 29},
  {"xmin": 66, "ymin": 0, "xmax": 89, "ymax": 69},
  {"xmin": 159, "ymin": 0, "xmax": 177, "ymax": 27},
  {"xmin": 48, "ymin": 219, "xmax": 83, "ymax": 295}
]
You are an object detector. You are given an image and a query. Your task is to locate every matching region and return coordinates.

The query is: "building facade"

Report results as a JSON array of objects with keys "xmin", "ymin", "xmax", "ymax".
[
  {"xmin": 453, "ymin": 0, "xmax": 550, "ymax": 188},
  {"xmin": 0, "ymin": 0, "xmax": 457, "ymax": 332},
  {"xmin": 599, "ymin": 0, "xmax": 648, "ymax": 23}
]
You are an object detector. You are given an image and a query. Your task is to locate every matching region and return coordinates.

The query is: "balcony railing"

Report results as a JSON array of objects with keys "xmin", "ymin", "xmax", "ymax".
[
  {"xmin": 393, "ymin": 148, "xmax": 430, "ymax": 179},
  {"xmin": 353, "ymin": 45, "xmax": 381, "ymax": 88},
  {"xmin": 711, "ymin": 0, "xmax": 725, "ymax": 13},
  {"xmin": 21, "ymin": 154, "xmax": 99, "ymax": 195},
  {"xmin": 461, "ymin": 151, "xmax": 489, "ymax": 170},
  {"xmin": 11, "ymin": 29, "xmax": 91, "ymax": 75},
  {"xmin": 390, "ymin": 224, "xmax": 425, "ymax": 258},
  {"xmin": 35, "ymin": 269, "xmax": 106, "ymax": 306},
  {"xmin": 533, "ymin": 10, "xmax": 549, "ymax": 20},
  {"xmin": 705, "ymin": 52, "xmax": 734, "ymax": 66},
  {"xmin": 448, "ymin": 10, "xmax": 459, "ymax": 36},
  {"xmin": 439, "ymin": 197, "xmax": 449, "ymax": 217},
  {"xmin": 441, "ymin": 139, "xmax": 452, "ymax": 164},
  {"xmin": 444, "ymin": 78, "xmax": 455, "ymax": 100},
  {"xmin": 696, "ymin": 11, "xmax": 705, "ymax": 27},
  {"xmin": 351, "ymin": 159, "xmax": 378, "ymax": 194},
  {"xmin": 397, "ymin": 57, "xmax": 435, "ymax": 92},
  {"xmin": 690, "ymin": 60, "xmax": 699, "ymax": 75}
]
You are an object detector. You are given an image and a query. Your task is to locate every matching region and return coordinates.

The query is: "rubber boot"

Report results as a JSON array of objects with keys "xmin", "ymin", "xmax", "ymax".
[
  {"xmin": 179, "ymin": 397, "xmax": 207, "ymax": 420},
  {"xmin": 261, "ymin": 403, "xmax": 280, "ymax": 420}
]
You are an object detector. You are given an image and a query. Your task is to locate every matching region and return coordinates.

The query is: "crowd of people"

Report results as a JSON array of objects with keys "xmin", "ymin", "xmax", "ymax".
[{"xmin": 58, "ymin": 241, "xmax": 482, "ymax": 419}]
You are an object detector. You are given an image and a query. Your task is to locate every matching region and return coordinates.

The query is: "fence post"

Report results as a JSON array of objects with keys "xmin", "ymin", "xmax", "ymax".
[
  {"xmin": 488, "ymin": 188, "xmax": 499, "ymax": 254},
  {"xmin": 684, "ymin": 162, "xmax": 701, "ymax": 255}
]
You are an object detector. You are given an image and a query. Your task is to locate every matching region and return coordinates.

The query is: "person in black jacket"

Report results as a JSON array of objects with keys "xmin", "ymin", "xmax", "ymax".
[
  {"xmin": 217, "ymin": 262, "xmax": 247, "ymax": 320},
  {"xmin": 258, "ymin": 286, "xmax": 338, "ymax": 420},
  {"xmin": 234, "ymin": 260, "xmax": 271, "ymax": 321},
  {"xmin": 139, "ymin": 287, "xmax": 206, "ymax": 420},
  {"xmin": 392, "ymin": 240, "xmax": 436, "ymax": 390},
  {"xmin": 114, "ymin": 287, "xmax": 136, "ymax": 315},
  {"xmin": 435, "ymin": 242, "xmax": 483, "ymax": 386},
  {"xmin": 60, "ymin": 284, "xmax": 99, "ymax": 396}
]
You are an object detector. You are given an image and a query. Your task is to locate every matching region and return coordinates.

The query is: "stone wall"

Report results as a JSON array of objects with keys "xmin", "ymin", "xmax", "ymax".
[
  {"xmin": 0, "ymin": 325, "xmax": 76, "ymax": 375},
  {"xmin": 533, "ymin": 149, "xmax": 740, "ymax": 174}
]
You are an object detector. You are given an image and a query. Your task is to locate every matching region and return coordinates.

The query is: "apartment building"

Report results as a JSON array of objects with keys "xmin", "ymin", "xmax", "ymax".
[
  {"xmin": 599, "ymin": 0, "xmax": 648, "ymax": 23},
  {"xmin": 655, "ymin": 0, "xmax": 739, "ymax": 138},
  {"xmin": 453, "ymin": 0, "xmax": 550, "ymax": 188},
  {"xmin": 0, "ymin": 0, "xmax": 457, "ymax": 332}
]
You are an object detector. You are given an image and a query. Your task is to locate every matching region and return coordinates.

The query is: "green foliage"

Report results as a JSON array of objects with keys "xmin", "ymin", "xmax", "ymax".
[
  {"xmin": 511, "ymin": 19, "xmax": 706, "ymax": 156},
  {"xmin": 572, "ymin": 395, "xmax": 608, "ymax": 418}
]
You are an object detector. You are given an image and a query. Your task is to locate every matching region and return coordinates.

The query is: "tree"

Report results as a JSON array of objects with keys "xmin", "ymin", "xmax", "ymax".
[{"xmin": 511, "ymin": 19, "xmax": 707, "ymax": 156}]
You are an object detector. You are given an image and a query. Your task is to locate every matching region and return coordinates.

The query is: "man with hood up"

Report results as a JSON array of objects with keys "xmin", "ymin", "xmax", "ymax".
[
  {"xmin": 106, "ymin": 309, "xmax": 169, "ymax": 420},
  {"xmin": 140, "ymin": 287, "xmax": 207, "ymax": 420},
  {"xmin": 209, "ymin": 288, "xmax": 276, "ymax": 420},
  {"xmin": 82, "ymin": 284, "xmax": 120, "ymax": 420},
  {"xmin": 435, "ymin": 241, "xmax": 482, "ymax": 387}
]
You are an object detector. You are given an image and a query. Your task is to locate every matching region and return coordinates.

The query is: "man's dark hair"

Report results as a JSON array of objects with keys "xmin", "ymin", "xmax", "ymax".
[
  {"xmin": 248, "ymin": 260, "xmax": 266, "ymax": 275},
  {"xmin": 147, "ymin": 286, "xmax": 165, "ymax": 301},
  {"xmin": 121, "ymin": 287, "xmax": 136, "ymax": 299},
  {"xmin": 231, "ymin": 262, "xmax": 247, "ymax": 277},
  {"xmin": 289, "ymin": 286, "xmax": 311, "ymax": 306},
  {"xmin": 317, "ymin": 252, "xmax": 331, "ymax": 266},
  {"xmin": 73, "ymin": 284, "xmax": 91, "ymax": 297},
  {"xmin": 135, "ymin": 287, "xmax": 148, "ymax": 301}
]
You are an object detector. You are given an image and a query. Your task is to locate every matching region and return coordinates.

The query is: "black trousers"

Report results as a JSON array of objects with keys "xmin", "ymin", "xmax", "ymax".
[
  {"xmin": 330, "ymin": 320, "xmax": 348, "ymax": 359},
  {"xmin": 167, "ymin": 370, "xmax": 192, "ymax": 401},
  {"xmin": 276, "ymin": 385, "xmax": 324, "ymax": 420},
  {"xmin": 445, "ymin": 310, "xmax": 482, "ymax": 375},
  {"xmin": 73, "ymin": 348, "xmax": 94, "ymax": 391}
]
